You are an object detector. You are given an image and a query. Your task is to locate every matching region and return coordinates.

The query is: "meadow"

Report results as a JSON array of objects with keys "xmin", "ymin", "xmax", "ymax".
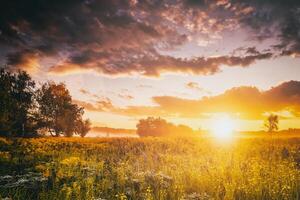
[{"xmin": 0, "ymin": 136, "xmax": 300, "ymax": 200}]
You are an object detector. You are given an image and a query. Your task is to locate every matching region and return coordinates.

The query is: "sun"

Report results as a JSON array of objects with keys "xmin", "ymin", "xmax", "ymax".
[{"xmin": 210, "ymin": 115, "xmax": 235, "ymax": 139}]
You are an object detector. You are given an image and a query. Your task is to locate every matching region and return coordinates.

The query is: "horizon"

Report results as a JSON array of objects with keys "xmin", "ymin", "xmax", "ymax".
[{"xmin": 1, "ymin": 0, "xmax": 300, "ymax": 131}]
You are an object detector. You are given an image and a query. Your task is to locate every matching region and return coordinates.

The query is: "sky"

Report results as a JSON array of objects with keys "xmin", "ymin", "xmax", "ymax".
[{"xmin": 1, "ymin": 0, "xmax": 300, "ymax": 131}]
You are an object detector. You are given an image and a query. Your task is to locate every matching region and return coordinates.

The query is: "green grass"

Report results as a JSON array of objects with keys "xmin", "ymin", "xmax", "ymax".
[{"xmin": 0, "ymin": 136, "xmax": 300, "ymax": 200}]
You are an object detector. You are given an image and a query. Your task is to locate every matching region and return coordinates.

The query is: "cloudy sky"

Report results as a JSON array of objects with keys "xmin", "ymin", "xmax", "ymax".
[{"xmin": 1, "ymin": 0, "xmax": 300, "ymax": 130}]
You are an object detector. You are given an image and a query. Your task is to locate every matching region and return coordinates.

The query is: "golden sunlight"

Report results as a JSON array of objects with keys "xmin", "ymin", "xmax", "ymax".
[{"xmin": 210, "ymin": 115, "xmax": 235, "ymax": 139}]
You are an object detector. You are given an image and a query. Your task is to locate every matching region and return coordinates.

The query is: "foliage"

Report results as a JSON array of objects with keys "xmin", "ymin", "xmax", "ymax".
[
  {"xmin": 36, "ymin": 82, "xmax": 90, "ymax": 137},
  {"xmin": 136, "ymin": 117, "xmax": 195, "ymax": 137},
  {"xmin": 0, "ymin": 68, "xmax": 36, "ymax": 137},
  {"xmin": 265, "ymin": 114, "xmax": 279, "ymax": 133},
  {"xmin": 0, "ymin": 137, "xmax": 300, "ymax": 200},
  {"xmin": 0, "ymin": 68, "xmax": 90, "ymax": 138},
  {"xmin": 75, "ymin": 119, "xmax": 91, "ymax": 138}
]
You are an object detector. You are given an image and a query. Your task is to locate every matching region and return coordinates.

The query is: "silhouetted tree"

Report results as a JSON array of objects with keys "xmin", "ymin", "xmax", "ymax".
[
  {"xmin": 136, "ymin": 117, "xmax": 168, "ymax": 137},
  {"xmin": 36, "ymin": 82, "xmax": 89, "ymax": 137},
  {"xmin": 0, "ymin": 68, "xmax": 36, "ymax": 137},
  {"xmin": 265, "ymin": 115, "xmax": 279, "ymax": 166},
  {"xmin": 75, "ymin": 119, "xmax": 91, "ymax": 138},
  {"xmin": 136, "ymin": 117, "xmax": 194, "ymax": 137},
  {"xmin": 0, "ymin": 68, "xmax": 90, "ymax": 137},
  {"xmin": 265, "ymin": 114, "xmax": 279, "ymax": 133}
]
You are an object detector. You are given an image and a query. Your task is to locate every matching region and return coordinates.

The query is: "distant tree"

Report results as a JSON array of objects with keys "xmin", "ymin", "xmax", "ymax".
[
  {"xmin": 136, "ymin": 117, "xmax": 169, "ymax": 137},
  {"xmin": 75, "ymin": 119, "xmax": 91, "ymax": 138},
  {"xmin": 0, "ymin": 68, "xmax": 36, "ymax": 137},
  {"xmin": 36, "ymin": 82, "xmax": 89, "ymax": 137},
  {"xmin": 265, "ymin": 114, "xmax": 279, "ymax": 133},
  {"xmin": 136, "ymin": 117, "xmax": 194, "ymax": 137}
]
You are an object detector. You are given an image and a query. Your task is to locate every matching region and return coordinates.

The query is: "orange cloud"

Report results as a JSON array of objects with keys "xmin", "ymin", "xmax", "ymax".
[
  {"xmin": 73, "ymin": 100, "xmax": 100, "ymax": 112},
  {"xmin": 76, "ymin": 81, "xmax": 300, "ymax": 120},
  {"xmin": 48, "ymin": 63, "xmax": 89, "ymax": 75},
  {"xmin": 7, "ymin": 50, "xmax": 40, "ymax": 73},
  {"xmin": 73, "ymin": 97, "xmax": 114, "ymax": 112},
  {"xmin": 154, "ymin": 81, "xmax": 300, "ymax": 119}
]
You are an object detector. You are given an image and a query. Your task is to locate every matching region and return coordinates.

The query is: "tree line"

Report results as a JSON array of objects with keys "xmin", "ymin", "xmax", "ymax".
[
  {"xmin": 0, "ymin": 68, "xmax": 90, "ymax": 137},
  {"xmin": 136, "ymin": 117, "xmax": 197, "ymax": 137},
  {"xmin": 136, "ymin": 115, "xmax": 280, "ymax": 137}
]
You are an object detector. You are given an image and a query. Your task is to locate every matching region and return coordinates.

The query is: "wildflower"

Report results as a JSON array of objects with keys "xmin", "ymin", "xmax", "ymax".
[{"xmin": 60, "ymin": 156, "xmax": 81, "ymax": 166}]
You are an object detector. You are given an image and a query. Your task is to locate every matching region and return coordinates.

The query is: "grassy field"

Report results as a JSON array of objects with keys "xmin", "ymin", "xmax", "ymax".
[{"xmin": 0, "ymin": 136, "xmax": 300, "ymax": 200}]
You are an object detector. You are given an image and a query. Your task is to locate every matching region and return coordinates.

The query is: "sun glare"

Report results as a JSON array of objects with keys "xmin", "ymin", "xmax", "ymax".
[{"xmin": 210, "ymin": 115, "xmax": 235, "ymax": 139}]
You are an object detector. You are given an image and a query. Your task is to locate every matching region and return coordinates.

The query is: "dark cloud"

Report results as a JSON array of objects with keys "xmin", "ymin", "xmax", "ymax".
[
  {"xmin": 49, "ymin": 49, "xmax": 272, "ymax": 76},
  {"xmin": 6, "ymin": 49, "xmax": 40, "ymax": 72},
  {"xmin": 0, "ymin": 0, "xmax": 298, "ymax": 75},
  {"xmin": 234, "ymin": 0, "xmax": 300, "ymax": 56},
  {"xmin": 184, "ymin": 0, "xmax": 208, "ymax": 8}
]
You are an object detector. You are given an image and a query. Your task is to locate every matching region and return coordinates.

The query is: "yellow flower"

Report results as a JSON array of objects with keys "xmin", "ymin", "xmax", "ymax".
[
  {"xmin": 0, "ymin": 151, "xmax": 10, "ymax": 161},
  {"xmin": 60, "ymin": 157, "xmax": 81, "ymax": 166}
]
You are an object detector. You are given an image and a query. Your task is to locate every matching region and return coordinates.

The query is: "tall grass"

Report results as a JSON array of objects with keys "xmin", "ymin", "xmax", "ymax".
[{"xmin": 0, "ymin": 137, "xmax": 300, "ymax": 200}]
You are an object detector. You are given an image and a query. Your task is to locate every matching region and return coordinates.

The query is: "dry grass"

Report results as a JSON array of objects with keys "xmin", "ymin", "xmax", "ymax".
[{"xmin": 0, "ymin": 136, "xmax": 300, "ymax": 200}]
